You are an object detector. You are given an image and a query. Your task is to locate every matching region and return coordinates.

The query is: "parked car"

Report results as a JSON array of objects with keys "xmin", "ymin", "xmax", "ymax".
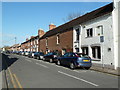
[
  {"xmin": 31, "ymin": 52, "xmax": 36, "ymax": 58},
  {"xmin": 5, "ymin": 50, "xmax": 11, "ymax": 54},
  {"xmin": 28, "ymin": 51, "xmax": 32, "ymax": 58},
  {"xmin": 43, "ymin": 52, "xmax": 59, "ymax": 63},
  {"xmin": 24, "ymin": 51, "xmax": 30, "ymax": 56},
  {"xmin": 16, "ymin": 51, "xmax": 21, "ymax": 55},
  {"xmin": 56, "ymin": 52, "xmax": 92, "ymax": 70},
  {"xmin": 12, "ymin": 51, "xmax": 18, "ymax": 54},
  {"xmin": 34, "ymin": 52, "xmax": 44, "ymax": 60},
  {"xmin": 21, "ymin": 51, "xmax": 25, "ymax": 55}
]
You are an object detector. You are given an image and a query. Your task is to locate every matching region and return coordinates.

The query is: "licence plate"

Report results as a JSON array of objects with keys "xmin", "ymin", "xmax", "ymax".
[{"xmin": 83, "ymin": 60, "xmax": 89, "ymax": 62}]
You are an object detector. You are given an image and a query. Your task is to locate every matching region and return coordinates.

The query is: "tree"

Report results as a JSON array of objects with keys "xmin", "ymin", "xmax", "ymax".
[{"xmin": 63, "ymin": 12, "xmax": 81, "ymax": 22}]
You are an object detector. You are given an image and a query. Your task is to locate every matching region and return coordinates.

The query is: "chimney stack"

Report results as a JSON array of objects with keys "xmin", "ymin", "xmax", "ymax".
[
  {"xmin": 38, "ymin": 29, "xmax": 45, "ymax": 37},
  {"xmin": 31, "ymin": 36, "xmax": 34, "ymax": 39},
  {"xmin": 49, "ymin": 23, "xmax": 56, "ymax": 30},
  {"xmin": 26, "ymin": 38, "xmax": 28, "ymax": 41}
]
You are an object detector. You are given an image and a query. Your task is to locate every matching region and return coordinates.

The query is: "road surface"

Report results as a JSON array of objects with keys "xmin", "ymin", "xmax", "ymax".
[{"xmin": 1, "ymin": 53, "xmax": 119, "ymax": 89}]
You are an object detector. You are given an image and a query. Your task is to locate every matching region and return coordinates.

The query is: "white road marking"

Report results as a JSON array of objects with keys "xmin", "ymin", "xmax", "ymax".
[
  {"xmin": 36, "ymin": 63, "xmax": 49, "ymax": 68},
  {"xmin": 58, "ymin": 71, "xmax": 99, "ymax": 87},
  {"xmin": 25, "ymin": 59, "xmax": 32, "ymax": 62}
]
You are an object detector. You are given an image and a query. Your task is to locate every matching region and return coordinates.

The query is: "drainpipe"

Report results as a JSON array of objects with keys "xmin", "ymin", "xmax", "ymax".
[{"xmin": 112, "ymin": 0, "xmax": 119, "ymax": 70}]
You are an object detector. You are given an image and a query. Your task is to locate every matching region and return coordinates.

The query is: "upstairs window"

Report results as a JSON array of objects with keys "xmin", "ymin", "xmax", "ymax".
[
  {"xmin": 57, "ymin": 34, "xmax": 60, "ymax": 44},
  {"xmin": 86, "ymin": 28, "xmax": 93, "ymax": 37},
  {"xmin": 96, "ymin": 25, "xmax": 103, "ymax": 36},
  {"xmin": 76, "ymin": 28, "xmax": 80, "ymax": 41},
  {"xmin": 46, "ymin": 38, "xmax": 48, "ymax": 46}
]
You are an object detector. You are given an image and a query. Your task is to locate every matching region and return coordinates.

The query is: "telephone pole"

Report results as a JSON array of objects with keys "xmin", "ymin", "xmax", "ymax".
[{"xmin": 15, "ymin": 37, "xmax": 17, "ymax": 44}]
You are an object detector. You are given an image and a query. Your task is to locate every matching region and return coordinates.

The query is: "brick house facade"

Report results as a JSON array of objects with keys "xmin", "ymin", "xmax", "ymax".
[
  {"xmin": 21, "ymin": 29, "xmax": 45, "ymax": 52},
  {"xmin": 39, "ymin": 24, "xmax": 73, "ymax": 55}
]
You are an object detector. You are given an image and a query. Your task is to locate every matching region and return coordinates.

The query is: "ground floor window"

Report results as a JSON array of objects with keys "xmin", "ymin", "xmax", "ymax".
[
  {"xmin": 62, "ymin": 49, "xmax": 66, "ymax": 55},
  {"xmin": 81, "ymin": 47, "xmax": 88, "ymax": 55},
  {"xmin": 92, "ymin": 46, "xmax": 101, "ymax": 59},
  {"xmin": 75, "ymin": 48, "xmax": 79, "ymax": 53}
]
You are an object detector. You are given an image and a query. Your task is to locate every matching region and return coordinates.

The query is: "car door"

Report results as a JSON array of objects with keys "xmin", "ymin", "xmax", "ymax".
[
  {"xmin": 62, "ymin": 53, "xmax": 69, "ymax": 65},
  {"xmin": 59, "ymin": 53, "xmax": 67, "ymax": 65},
  {"xmin": 65, "ymin": 53, "xmax": 73, "ymax": 66}
]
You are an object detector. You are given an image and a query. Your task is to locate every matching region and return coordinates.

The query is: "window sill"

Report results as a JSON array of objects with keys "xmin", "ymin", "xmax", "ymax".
[
  {"xmin": 92, "ymin": 58, "xmax": 101, "ymax": 61},
  {"xmin": 74, "ymin": 41, "xmax": 79, "ymax": 43},
  {"xmin": 85, "ymin": 36, "xmax": 93, "ymax": 38}
]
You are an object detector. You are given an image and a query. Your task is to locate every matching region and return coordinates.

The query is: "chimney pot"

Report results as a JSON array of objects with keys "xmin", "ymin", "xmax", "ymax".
[
  {"xmin": 38, "ymin": 29, "xmax": 45, "ymax": 37},
  {"xmin": 49, "ymin": 23, "xmax": 56, "ymax": 30}
]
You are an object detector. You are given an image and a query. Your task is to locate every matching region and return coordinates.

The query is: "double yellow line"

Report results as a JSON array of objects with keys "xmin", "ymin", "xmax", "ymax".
[{"xmin": 4, "ymin": 60, "xmax": 23, "ymax": 89}]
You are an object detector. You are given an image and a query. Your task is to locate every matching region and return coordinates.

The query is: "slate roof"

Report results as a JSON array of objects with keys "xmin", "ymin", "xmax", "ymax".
[{"xmin": 40, "ymin": 2, "xmax": 113, "ymax": 39}]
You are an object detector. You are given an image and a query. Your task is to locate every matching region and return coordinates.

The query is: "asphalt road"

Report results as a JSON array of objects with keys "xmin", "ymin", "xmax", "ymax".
[{"xmin": 1, "ymin": 53, "xmax": 119, "ymax": 89}]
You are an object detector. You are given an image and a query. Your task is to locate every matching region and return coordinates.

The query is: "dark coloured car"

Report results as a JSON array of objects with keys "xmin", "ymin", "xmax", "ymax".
[
  {"xmin": 28, "ymin": 52, "xmax": 33, "ymax": 58},
  {"xmin": 43, "ymin": 52, "xmax": 58, "ymax": 63},
  {"xmin": 56, "ymin": 52, "xmax": 92, "ymax": 70},
  {"xmin": 5, "ymin": 50, "xmax": 11, "ymax": 54},
  {"xmin": 34, "ymin": 52, "xmax": 44, "ymax": 60}
]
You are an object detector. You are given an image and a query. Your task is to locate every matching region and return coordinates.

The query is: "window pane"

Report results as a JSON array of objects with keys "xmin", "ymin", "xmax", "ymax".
[
  {"xmin": 92, "ymin": 47, "xmax": 96, "ymax": 58},
  {"xmin": 90, "ymin": 28, "xmax": 93, "ymax": 37},
  {"xmin": 97, "ymin": 47, "xmax": 101, "ymax": 59}
]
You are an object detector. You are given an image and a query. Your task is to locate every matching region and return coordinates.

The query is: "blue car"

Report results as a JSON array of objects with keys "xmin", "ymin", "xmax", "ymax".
[{"xmin": 56, "ymin": 52, "xmax": 92, "ymax": 70}]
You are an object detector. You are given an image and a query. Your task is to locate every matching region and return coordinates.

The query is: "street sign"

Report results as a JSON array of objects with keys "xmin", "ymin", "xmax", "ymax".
[{"xmin": 100, "ymin": 36, "xmax": 104, "ymax": 42}]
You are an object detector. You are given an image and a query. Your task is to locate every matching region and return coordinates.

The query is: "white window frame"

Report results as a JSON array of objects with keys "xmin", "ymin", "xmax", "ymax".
[
  {"xmin": 56, "ymin": 34, "xmax": 60, "ymax": 45},
  {"xmin": 86, "ymin": 28, "xmax": 93, "ymax": 37},
  {"xmin": 46, "ymin": 38, "xmax": 48, "ymax": 46},
  {"xmin": 92, "ymin": 46, "xmax": 101, "ymax": 60},
  {"xmin": 96, "ymin": 25, "xmax": 103, "ymax": 36}
]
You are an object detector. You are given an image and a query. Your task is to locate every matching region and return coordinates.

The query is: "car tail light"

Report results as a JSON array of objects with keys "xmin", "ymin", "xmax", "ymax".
[{"xmin": 75, "ymin": 54, "xmax": 80, "ymax": 57}]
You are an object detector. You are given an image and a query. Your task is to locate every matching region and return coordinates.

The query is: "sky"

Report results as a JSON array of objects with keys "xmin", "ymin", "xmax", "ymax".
[{"xmin": 1, "ymin": 2, "xmax": 112, "ymax": 47}]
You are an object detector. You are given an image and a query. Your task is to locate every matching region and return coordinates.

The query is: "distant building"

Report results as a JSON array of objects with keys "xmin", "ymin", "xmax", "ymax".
[{"xmin": 21, "ymin": 29, "xmax": 45, "ymax": 52}]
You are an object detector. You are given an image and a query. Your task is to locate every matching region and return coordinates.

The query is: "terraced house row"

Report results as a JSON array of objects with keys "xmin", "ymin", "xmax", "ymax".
[{"xmin": 15, "ymin": 2, "xmax": 119, "ymax": 71}]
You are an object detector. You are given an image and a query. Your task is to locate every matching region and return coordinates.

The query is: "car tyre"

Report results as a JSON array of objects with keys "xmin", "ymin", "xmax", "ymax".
[
  {"xmin": 49, "ymin": 59, "xmax": 53, "ymax": 63},
  {"xmin": 37, "ymin": 56, "xmax": 40, "ymax": 60},
  {"xmin": 57, "ymin": 60, "xmax": 61, "ymax": 66},
  {"xmin": 43, "ymin": 57, "xmax": 45, "ymax": 61},
  {"xmin": 70, "ymin": 62, "xmax": 75, "ymax": 70},
  {"xmin": 84, "ymin": 67, "xmax": 90, "ymax": 70}
]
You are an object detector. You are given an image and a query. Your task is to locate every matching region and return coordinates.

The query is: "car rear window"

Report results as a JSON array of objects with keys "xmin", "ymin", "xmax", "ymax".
[{"xmin": 76, "ymin": 53, "xmax": 89, "ymax": 58}]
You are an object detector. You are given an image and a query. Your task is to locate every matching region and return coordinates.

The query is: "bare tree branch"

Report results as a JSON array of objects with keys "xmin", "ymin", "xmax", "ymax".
[{"xmin": 63, "ymin": 12, "xmax": 81, "ymax": 22}]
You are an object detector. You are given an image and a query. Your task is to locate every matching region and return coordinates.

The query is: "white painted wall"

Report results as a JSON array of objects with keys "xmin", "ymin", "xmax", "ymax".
[
  {"xmin": 118, "ymin": 1, "xmax": 120, "ymax": 69},
  {"xmin": 73, "ymin": 13, "xmax": 115, "ymax": 68}
]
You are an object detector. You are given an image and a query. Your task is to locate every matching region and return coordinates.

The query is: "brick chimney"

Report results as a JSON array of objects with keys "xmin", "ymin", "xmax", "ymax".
[
  {"xmin": 31, "ymin": 36, "xmax": 34, "ymax": 39},
  {"xmin": 26, "ymin": 38, "xmax": 29, "ymax": 41},
  {"xmin": 38, "ymin": 29, "xmax": 45, "ymax": 37},
  {"xmin": 49, "ymin": 23, "xmax": 56, "ymax": 30}
]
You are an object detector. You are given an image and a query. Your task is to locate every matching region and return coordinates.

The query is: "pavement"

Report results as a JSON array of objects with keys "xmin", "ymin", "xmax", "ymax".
[
  {"xmin": 0, "ymin": 53, "xmax": 2, "ymax": 90},
  {"xmin": 0, "ymin": 72, "xmax": 2, "ymax": 90},
  {"xmin": 1, "ymin": 53, "xmax": 119, "ymax": 89}
]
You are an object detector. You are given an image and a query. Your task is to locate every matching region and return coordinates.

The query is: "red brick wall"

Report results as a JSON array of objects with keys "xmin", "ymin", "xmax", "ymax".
[
  {"xmin": 39, "ymin": 30, "xmax": 73, "ymax": 54},
  {"xmin": 39, "ymin": 39, "xmax": 46, "ymax": 53}
]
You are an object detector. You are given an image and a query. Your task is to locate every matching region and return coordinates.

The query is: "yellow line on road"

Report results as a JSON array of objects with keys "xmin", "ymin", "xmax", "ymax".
[
  {"xmin": 8, "ymin": 68, "xmax": 17, "ymax": 89},
  {"xmin": 13, "ymin": 74, "xmax": 23, "ymax": 89}
]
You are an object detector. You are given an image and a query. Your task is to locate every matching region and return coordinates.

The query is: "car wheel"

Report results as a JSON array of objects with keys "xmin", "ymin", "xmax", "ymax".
[
  {"xmin": 37, "ymin": 56, "xmax": 39, "ymax": 60},
  {"xmin": 43, "ymin": 57, "xmax": 45, "ymax": 61},
  {"xmin": 49, "ymin": 59, "xmax": 53, "ymax": 63},
  {"xmin": 57, "ymin": 60, "xmax": 61, "ymax": 66},
  {"xmin": 70, "ymin": 62, "xmax": 75, "ymax": 70},
  {"xmin": 84, "ymin": 67, "xmax": 90, "ymax": 70}
]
